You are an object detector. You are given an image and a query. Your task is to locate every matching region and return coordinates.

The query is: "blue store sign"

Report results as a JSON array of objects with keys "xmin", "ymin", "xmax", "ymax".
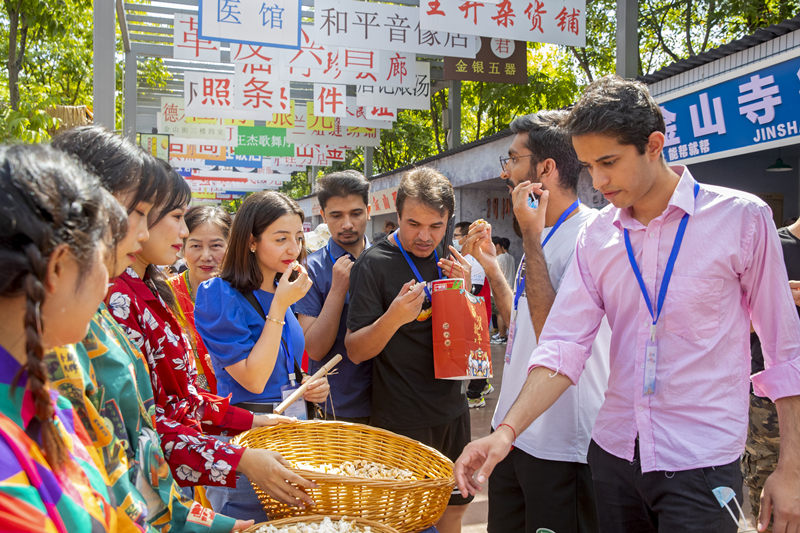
[
  {"xmin": 659, "ymin": 53, "xmax": 800, "ymax": 164},
  {"xmin": 204, "ymin": 153, "xmax": 263, "ymax": 169}
]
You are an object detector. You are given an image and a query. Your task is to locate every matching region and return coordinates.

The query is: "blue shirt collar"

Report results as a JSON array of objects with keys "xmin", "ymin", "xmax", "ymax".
[{"xmin": 327, "ymin": 235, "xmax": 370, "ymax": 261}]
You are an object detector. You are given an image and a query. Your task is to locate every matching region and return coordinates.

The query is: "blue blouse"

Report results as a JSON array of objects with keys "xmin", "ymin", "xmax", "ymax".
[{"xmin": 194, "ymin": 277, "xmax": 305, "ymax": 404}]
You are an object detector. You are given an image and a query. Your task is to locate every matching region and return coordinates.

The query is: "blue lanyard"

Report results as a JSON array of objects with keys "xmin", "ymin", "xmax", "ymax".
[
  {"xmin": 624, "ymin": 182, "xmax": 699, "ymax": 338},
  {"xmin": 391, "ymin": 230, "xmax": 442, "ymax": 300},
  {"xmin": 513, "ymin": 199, "xmax": 581, "ymax": 311}
]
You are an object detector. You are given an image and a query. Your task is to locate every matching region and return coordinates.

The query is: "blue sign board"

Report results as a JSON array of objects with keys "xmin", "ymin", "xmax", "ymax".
[
  {"xmin": 204, "ymin": 154, "xmax": 263, "ymax": 169},
  {"xmin": 659, "ymin": 53, "xmax": 800, "ymax": 164}
]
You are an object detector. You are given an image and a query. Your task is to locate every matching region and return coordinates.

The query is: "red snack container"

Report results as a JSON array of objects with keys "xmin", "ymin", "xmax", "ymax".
[{"xmin": 430, "ymin": 278, "xmax": 492, "ymax": 380}]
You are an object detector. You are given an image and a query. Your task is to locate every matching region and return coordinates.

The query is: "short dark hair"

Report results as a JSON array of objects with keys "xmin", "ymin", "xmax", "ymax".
[
  {"xmin": 316, "ymin": 170, "xmax": 369, "ymax": 210},
  {"xmin": 396, "ymin": 167, "xmax": 454, "ymax": 219},
  {"xmin": 509, "ymin": 110, "xmax": 580, "ymax": 192},
  {"xmin": 185, "ymin": 205, "xmax": 232, "ymax": 240},
  {"xmin": 455, "ymin": 221, "xmax": 471, "ymax": 234},
  {"xmin": 500, "ymin": 237, "xmax": 510, "ymax": 251},
  {"xmin": 384, "ymin": 220, "xmax": 397, "ymax": 231},
  {"xmin": 565, "ymin": 75, "xmax": 665, "ymax": 154},
  {"xmin": 221, "ymin": 191, "xmax": 304, "ymax": 292}
]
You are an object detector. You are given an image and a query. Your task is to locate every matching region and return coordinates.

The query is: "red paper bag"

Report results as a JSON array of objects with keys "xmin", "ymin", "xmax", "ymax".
[{"xmin": 431, "ymin": 278, "xmax": 492, "ymax": 380}]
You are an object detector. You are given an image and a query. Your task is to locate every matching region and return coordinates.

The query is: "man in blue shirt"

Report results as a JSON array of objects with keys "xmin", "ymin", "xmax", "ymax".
[{"xmin": 296, "ymin": 170, "xmax": 372, "ymax": 423}]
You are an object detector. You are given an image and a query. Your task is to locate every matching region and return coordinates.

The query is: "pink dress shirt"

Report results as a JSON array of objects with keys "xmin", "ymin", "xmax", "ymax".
[{"xmin": 529, "ymin": 166, "xmax": 800, "ymax": 472}]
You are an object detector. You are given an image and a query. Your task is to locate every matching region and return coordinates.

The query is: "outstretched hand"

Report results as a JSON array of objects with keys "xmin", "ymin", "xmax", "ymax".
[
  {"xmin": 454, "ymin": 428, "xmax": 515, "ymax": 498},
  {"xmin": 239, "ymin": 448, "xmax": 316, "ymax": 508}
]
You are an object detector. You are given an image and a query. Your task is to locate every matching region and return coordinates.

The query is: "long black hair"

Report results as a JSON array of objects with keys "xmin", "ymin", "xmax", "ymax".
[
  {"xmin": 0, "ymin": 144, "xmax": 125, "ymax": 468},
  {"xmin": 220, "ymin": 191, "xmax": 304, "ymax": 292}
]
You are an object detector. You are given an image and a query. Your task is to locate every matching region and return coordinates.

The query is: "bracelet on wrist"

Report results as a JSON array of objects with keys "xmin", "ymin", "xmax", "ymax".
[
  {"xmin": 497, "ymin": 422, "xmax": 517, "ymax": 442},
  {"xmin": 266, "ymin": 315, "xmax": 285, "ymax": 326}
]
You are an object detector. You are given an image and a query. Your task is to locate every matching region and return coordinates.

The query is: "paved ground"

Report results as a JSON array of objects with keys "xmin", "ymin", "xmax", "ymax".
[
  {"xmin": 460, "ymin": 343, "xmax": 505, "ymax": 533},
  {"xmin": 456, "ymin": 343, "xmax": 758, "ymax": 532}
]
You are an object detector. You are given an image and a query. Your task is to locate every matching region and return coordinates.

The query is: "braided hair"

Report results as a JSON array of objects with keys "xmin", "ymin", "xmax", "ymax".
[{"xmin": 0, "ymin": 144, "xmax": 126, "ymax": 468}]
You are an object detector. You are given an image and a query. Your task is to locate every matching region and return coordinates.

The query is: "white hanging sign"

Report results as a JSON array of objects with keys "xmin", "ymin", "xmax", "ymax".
[
  {"xmin": 419, "ymin": 0, "xmax": 585, "ymax": 47},
  {"xmin": 173, "ymin": 14, "xmax": 221, "ymax": 62},
  {"xmin": 356, "ymin": 61, "xmax": 431, "ymax": 110},
  {"xmin": 199, "ymin": 0, "xmax": 302, "ymax": 49},
  {"xmin": 314, "ymin": 0, "xmax": 480, "ymax": 58}
]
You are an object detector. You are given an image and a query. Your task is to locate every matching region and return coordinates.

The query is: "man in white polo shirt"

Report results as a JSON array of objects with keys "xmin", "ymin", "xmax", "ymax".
[{"xmin": 463, "ymin": 111, "xmax": 610, "ymax": 532}]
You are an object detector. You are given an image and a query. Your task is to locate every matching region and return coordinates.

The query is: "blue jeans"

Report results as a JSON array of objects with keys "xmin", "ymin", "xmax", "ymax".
[{"xmin": 206, "ymin": 472, "xmax": 269, "ymax": 522}]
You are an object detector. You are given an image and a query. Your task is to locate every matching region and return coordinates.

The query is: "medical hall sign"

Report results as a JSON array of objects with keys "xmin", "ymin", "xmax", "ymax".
[
  {"xmin": 658, "ymin": 53, "xmax": 800, "ymax": 164},
  {"xmin": 199, "ymin": 0, "xmax": 301, "ymax": 49}
]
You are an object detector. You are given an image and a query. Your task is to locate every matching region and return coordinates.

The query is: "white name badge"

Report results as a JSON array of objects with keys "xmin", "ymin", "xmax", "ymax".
[{"xmin": 643, "ymin": 339, "xmax": 658, "ymax": 396}]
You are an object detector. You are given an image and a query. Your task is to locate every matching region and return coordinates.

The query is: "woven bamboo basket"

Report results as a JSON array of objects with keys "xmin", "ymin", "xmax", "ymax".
[
  {"xmin": 243, "ymin": 514, "xmax": 399, "ymax": 532},
  {"xmin": 232, "ymin": 420, "xmax": 455, "ymax": 533}
]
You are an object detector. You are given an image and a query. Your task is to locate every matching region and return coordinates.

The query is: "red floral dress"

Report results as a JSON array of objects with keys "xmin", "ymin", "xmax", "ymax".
[{"xmin": 106, "ymin": 268, "xmax": 253, "ymax": 487}]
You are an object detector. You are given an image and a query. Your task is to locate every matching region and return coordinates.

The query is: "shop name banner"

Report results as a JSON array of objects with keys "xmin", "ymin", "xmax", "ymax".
[
  {"xmin": 174, "ymin": 14, "xmax": 221, "ymax": 62},
  {"xmin": 356, "ymin": 61, "xmax": 431, "ymax": 110},
  {"xmin": 169, "ymin": 142, "xmax": 232, "ymax": 161},
  {"xmin": 286, "ymin": 126, "xmax": 381, "ymax": 147},
  {"xmin": 188, "ymin": 171, "xmax": 291, "ymax": 191},
  {"xmin": 420, "ymin": 0, "xmax": 585, "ymax": 47},
  {"xmin": 236, "ymin": 125, "xmax": 296, "ymax": 156},
  {"xmin": 185, "ymin": 72, "xmax": 272, "ymax": 120},
  {"xmin": 205, "ymin": 151, "xmax": 264, "ymax": 169},
  {"xmin": 199, "ymin": 0, "xmax": 301, "ymax": 49},
  {"xmin": 314, "ymin": 0, "xmax": 480, "ymax": 58},
  {"xmin": 267, "ymin": 157, "xmax": 310, "ymax": 172},
  {"xmin": 158, "ymin": 98, "xmax": 235, "ymax": 142},
  {"xmin": 658, "ymin": 54, "xmax": 800, "ymax": 164},
  {"xmin": 444, "ymin": 37, "xmax": 527, "ymax": 84},
  {"xmin": 342, "ymin": 97, "xmax": 395, "ymax": 128},
  {"xmin": 295, "ymin": 144, "xmax": 350, "ymax": 166}
]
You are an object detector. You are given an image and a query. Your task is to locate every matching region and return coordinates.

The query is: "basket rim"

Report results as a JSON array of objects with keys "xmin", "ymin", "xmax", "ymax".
[
  {"xmin": 233, "ymin": 419, "xmax": 455, "ymax": 483},
  {"xmin": 243, "ymin": 514, "xmax": 400, "ymax": 533},
  {"xmin": 290, "ymin": 467, "xmax": 454, "ymax": 488}
]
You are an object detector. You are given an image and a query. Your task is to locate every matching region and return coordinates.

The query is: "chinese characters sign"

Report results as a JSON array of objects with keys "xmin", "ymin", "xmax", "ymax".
[
  {"xmin": 444, "ymin": 37, "xmax": 527, "ymax": 84},
  {"xmin": 420, "ymin": 0, "xmax": 585, "ymax": 47},
  {"xmin": 174, "ymin": 15, "xmax": 220, "ymax": 62},
  {"xmin": 199, "ymin": 0, "xmax": 301, "ymax": 49},
  {"xmin": 314, "ymin": 0, "xmax": 480, "ymax": 58},
  {"xmin": 658, "ymin": 54, "xmax": 800, "ymax": 164},
  {"xmin": 356, "ymin": 61, "xmax": 431, "ymax": 111},
  {"xmin": 235, "ymin": 125, "xmax": 296, "ymax": 156}
]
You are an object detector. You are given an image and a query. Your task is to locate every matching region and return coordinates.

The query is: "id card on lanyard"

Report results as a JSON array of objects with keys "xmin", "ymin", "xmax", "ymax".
[
  {"xmin": 625, "ymin": 182, "xmax": 699, "ymax": 396},
  {"xmin": 506, "ymin": 199, "xmax": 580, "ymax": 363},
  {"xmin": 278, "ymin": 334, "xmax": 308, "ymax": 420}
]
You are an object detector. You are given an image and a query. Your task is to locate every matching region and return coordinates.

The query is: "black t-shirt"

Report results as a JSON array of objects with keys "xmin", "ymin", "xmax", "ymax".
[
  {"xmin": 347, "ymin": 237, "xmax": 467, "ymax": 430},
  {"xmin": 751, "ymin": 226, "xmax": 800, "ymax": 374}
]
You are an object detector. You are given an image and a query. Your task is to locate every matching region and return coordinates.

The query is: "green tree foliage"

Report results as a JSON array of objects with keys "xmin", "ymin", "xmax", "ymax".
[
  {"xmin": 279, "ymin": 171, "xmax": 312, "ymax": 199},
  {"xmin": 1, "ymin": 0, "xmax": 169, "ymax": 142}
]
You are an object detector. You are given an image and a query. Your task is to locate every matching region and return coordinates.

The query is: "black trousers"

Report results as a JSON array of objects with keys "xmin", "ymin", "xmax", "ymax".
[
  {"xmin": 587, "ymin": 440, "xmax": 743, "ymax": 533},
  {"xmin": 488, "ymin": 446, "xmax": 598, "ymax": 533}
]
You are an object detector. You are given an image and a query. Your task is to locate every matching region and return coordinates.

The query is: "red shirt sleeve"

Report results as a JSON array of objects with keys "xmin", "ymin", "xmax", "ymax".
[{"xmin": 106, "ymin": 273, "xmax": 253, "ymax": 487}]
